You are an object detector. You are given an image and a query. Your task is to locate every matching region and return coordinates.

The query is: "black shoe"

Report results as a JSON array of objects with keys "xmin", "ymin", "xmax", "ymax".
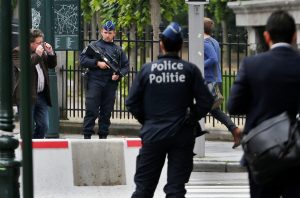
[
  {"xmin": 99, "ymin": 135, "xmax": 107, "ymax": 139},
  {"xmin": 84, "ymin": 134, "xmax": 91, "ymax": 139}
]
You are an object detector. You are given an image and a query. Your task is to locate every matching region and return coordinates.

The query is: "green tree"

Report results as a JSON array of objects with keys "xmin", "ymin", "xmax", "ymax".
[
  {"xmin": 207, "ymin": 0, "xmax": 230, "ymax": 24},
  {"xmin": 206, "ymin": 0, "xmax": 234, "ymax": 68},
  {"xmin": 81, "ymin": 0, "xmax": 187, "ymax": 59},
  {"xmin": 81, "ymin": 0, "xmax": 186, "ymax": 32}
]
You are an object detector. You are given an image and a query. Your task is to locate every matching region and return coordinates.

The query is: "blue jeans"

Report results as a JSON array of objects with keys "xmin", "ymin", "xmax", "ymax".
[{"xmin": 32, "ymin": 93, "xmax": 49, "ymax": 139}]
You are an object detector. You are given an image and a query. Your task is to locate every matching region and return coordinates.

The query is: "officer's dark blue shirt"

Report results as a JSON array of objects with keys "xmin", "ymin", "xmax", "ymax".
[
  {"xmin": 80, "ymin": 39, "xmax": 129, "ymax": 86},
  {"xmin": 126, "ymin": 54, "xmax": 213, "ymax": 143}
]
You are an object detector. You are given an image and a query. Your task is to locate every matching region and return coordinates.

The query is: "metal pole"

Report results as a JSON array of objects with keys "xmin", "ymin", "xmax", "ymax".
[
  {"xmin": 19, "ymin": 0, "xmax": 34, "ymax": 197},
  {"xmin": 0, "ymin": 0, "xmax": 21, "ymax": 197},
  {"xmin": 45, "ymin": 0, "xmax": 60, "ymax": 138},
  {"xmin": 187, "ymin": 2, "xmax": 206, "ymax": 157}
]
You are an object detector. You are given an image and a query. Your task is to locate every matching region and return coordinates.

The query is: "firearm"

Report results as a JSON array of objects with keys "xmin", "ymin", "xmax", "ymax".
[{"xmin": 86, "ymin": 43, "xmax": 125, "ymax": 77}]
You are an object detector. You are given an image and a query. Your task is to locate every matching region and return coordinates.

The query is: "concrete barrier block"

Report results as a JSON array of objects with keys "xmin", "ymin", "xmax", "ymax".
[
  {"xmin": 31, "ymin": 140, "xmax": 73, "ymax": 191},
  {"xmin": 71, "ymin": 139, "xmax": 126, "ymax": 186},
  {"xmin": 124, "ymin": 138, "xmax": 141, "ymax": 186},
  {"xmin": 124, "ymin": 138, "xmax": 168, "ymax": 188}
]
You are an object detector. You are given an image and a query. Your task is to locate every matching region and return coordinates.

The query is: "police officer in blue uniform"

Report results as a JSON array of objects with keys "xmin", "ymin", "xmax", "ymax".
[
  {"xmin": 80, "ymin": 20, "xmax": 129, "ymax": 139},
  {"xmin": 126, "ymin": 22, "xmax": 213, "ymax": 198}
]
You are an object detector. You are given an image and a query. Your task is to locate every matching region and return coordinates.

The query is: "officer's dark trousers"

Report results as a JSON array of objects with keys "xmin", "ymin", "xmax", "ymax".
[
  {"xmin": 83, "ymin": 79, "xmax": 117, "ymax": 136},
  {"xmin": 248, "ymin": 165, "xmax": 300, "ymax": 198},
  {"xmin": 131, "ymin": 129, "xmax": 195, "ymax": 198}
]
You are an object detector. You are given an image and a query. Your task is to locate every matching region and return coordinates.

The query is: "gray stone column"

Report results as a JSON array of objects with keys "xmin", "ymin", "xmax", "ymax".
[{"xmin": 246, "ymin": 27, "xmax": 259, "ymax": 55}]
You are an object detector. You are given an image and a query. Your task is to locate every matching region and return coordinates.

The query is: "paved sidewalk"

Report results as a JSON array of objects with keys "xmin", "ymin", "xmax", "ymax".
[
  {"xmin": 54, "ymin": 132, "xmax": 246, "ymax": 173},
  {"xmin": 59, "ymin": 117, "xmax": 245, "ymax": 173},
  {"xmin": 26, "ymin": 139, "xmax": 244, "ymax": 198},
  {"xmin": 62, "ymin": 133, "xmax": 245, "ymax": 173},
  {"xmin": 59, "ymin": 117, "xmax": 243, "ymax": 141},
  {"xmin": 12, "ymin": 120, "xmax": 246, "ymax": 197},
  {"xmin": 28, "ymin": 139, "xmax": 245, "ymax": 198},
  {"xmin": 13, "ymin": 119, "xmax": 245, "ymax": 173},
  {"xmin": 32, "ymin": 172, "xmax": 249, "ymax": 198},
  {"xmin": 193, "ymin": 141, "xmax": 245, "ymax": 172}
]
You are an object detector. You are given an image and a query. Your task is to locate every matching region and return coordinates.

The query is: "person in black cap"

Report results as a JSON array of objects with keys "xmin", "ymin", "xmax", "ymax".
[
  {"xmin": 126, "ymin": 22, "xmax": 213, "ymax": 198},
  {"xmin": 80, "ymin": 20, "xmax": 129, "ymax": 139}
]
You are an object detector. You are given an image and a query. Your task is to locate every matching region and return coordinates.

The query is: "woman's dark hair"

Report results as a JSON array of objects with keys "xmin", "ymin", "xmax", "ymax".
[
  {"xmin": 265, "ymin": 10, "xmax": 296, "ymax": 44},
  {"xmin": 29, "ymin": 29, "xmax": 44, "ymax": 43},
  {"xmin": 160, "ymin": 35, "xmax": 183, "ymax": 53}
]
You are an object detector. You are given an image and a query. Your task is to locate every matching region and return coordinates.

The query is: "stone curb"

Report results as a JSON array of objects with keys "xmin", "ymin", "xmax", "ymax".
[
  {"xmin": 16, "ymin": 120, "xmax": 244, "ymax": 174},
  {"xmin": 193, "ymin": 160, "xmax": 246, "ymax": 172},
  {"xmin": 16, "ymin": 120, "xmax": 243, "ymax": 173},
  {"xmin": 59, "ymin": 120, "xmax": 234, "ymax": 141},
  {"xmin": 59, "ymin": 120, "xmax": 140, "ymax": 136},
  {"xmin": 59, "ymin": 120, "xmax": 244, "ymax": 173}
]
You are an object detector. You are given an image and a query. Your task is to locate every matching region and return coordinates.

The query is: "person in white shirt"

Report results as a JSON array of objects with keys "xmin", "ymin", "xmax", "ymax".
[{"xmin": 12, "ymin": 29, "xmax": 57, "ymax": 138}]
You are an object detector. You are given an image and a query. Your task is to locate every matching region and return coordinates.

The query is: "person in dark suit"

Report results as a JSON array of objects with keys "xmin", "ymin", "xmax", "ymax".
[
  {"xmin": 12, "ymin": 29, "xmax": 57, "ymax": 139},
  {"xmin": 228, "ymin": 10, "xmax": 300, "ymax": 198}
]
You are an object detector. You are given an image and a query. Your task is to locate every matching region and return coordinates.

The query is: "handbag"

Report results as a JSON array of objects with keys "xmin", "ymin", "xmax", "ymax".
[
  {"xmin": 242, "ymin": 112, "xmax": 300, "ymax": 184},
  {"xmin": 207, "ymin": 82, "xmax": 224, "ymax": 109}
]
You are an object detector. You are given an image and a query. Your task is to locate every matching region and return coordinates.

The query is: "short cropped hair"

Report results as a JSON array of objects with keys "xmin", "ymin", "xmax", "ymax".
[
  {"xmin": 160, "ymin": 35, "xmax": 183, "ymax": 53},
  {"xmin": 30, "ymin": 29, "xmax": 44, "ymax": 43},
  {"xmin": 265, "ymin": 10, "xmax": 296, "ymax": 44},
  {"xmin": 204, "ymin": 17, "xmax": 214, "ymax": 36}
]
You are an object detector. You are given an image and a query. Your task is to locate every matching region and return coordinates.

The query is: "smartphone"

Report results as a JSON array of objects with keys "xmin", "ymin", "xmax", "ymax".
[{"xmin": 41, "ymin": 42, "xmax": 47, "ymax": 55}]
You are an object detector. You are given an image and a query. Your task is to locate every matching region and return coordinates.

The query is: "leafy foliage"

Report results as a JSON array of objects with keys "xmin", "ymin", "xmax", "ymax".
[
  {"xmin": 207, "ymin": 0, "xmax": 230, "ymax": 24},
  {"xmin": 81, "ymin": 0, "xmax": 187, "ymax": 34},
  {"xmin": 11, "ymin": 0, "xmax": 17, "ymax": 8},
  {"xmin": 81, "ymin": 0, "xmax": 95, "ymax": 21}
]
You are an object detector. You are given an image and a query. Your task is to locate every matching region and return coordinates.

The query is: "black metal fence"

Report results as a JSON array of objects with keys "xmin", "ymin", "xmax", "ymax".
[{"xmin": 59, "ymin": 27, "xmax": 248, "ymax": 127}]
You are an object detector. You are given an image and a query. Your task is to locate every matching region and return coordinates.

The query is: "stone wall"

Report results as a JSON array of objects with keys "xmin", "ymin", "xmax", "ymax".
[{"xmin": 228, "ymin": 0, "xmax": 300, "ymax": 53}]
